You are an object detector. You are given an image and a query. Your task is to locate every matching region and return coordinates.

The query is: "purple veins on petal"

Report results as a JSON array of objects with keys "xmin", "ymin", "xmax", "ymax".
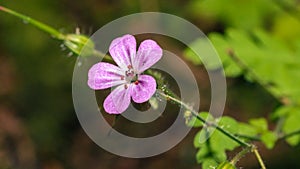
[
  {"xmin": 131, "ymin": 75, "xmax": 157, "ymax": 103},
  {"xmin": 109, "ymin": 34, "xmax": 136, "ymax": 70},
  {"xmin": 88, "ymin": 34, "xmax": 163, "ymax": 114},
  {"xmin": 103, "ymin": 85, "xmax": 131, "ymax": 114},
  {"xmin": 87, "ymin": 62, "xmax": 125, "ymax": 90},
  {"xmin": 134, "ymin": 39, "xmax": 163, "ymax": 73}
]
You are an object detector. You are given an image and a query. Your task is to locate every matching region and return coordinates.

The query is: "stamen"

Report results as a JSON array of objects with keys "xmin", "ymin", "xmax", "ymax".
[
  {"xmin": 120, "ymin": 76, "xmax": 125, "ymax": 80},
  {"xmin": 124, "ymin": 64, "xmax": 137, "ymax": 83},
  {"xmin": 134, "ymin": 81, "xmax": 139, "ymax": 85},
  {"xmin": 124, "ymin": 84, "xmax": 128, "ymax": 89}
]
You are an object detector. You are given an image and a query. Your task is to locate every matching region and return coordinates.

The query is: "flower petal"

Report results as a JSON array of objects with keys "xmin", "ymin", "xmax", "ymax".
[
  {"xmin": 131, "ymin": 75, "xmax": 157, "ymax": 103},
  {"xmin": 134, "ymin": 40, "xmax": 163, "ymax": 73},
  {"xmin": 88, "ymin": 62, "xmax": 125, "ymax": 90},
  {"xmin": 109, "ymin": 34, "xmax": 136, "ymax": 70},
  {"xmin": 103, "ymin": 85, "xmax": 131, "ymax": 114}
]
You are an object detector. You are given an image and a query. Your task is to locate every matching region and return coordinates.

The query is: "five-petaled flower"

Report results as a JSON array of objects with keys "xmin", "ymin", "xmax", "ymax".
[{"xmin": 88, "ymin": 34, "xmax": 163, "ymax": 114}]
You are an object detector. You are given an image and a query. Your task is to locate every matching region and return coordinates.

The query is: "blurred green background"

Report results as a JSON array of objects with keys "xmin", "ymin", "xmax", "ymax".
[{"xmin": 0, "ymin": 0, "xmax": 300, "ymax": 169}]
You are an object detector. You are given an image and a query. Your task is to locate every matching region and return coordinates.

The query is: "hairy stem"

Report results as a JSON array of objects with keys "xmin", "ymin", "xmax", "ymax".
[
  {"xmin": 252, "ymin": 147, "xmax": 267, "ymax": 169},
  {"xmin": 0, "ymin": 5, "xmax": 65, "ymax": 40},
  {"xmin": 234, "ymin": 134, "xmax": 261, "ymax": 141},
  {"xmin": 0, "ymin": 5, "xmax": 112, "ymax": 59},
  {"xmin": 157, "ymin": 91, "xmax": 251, "ymax": 148},
  {"xmin": 230, "ymin": 147, "xmax": 251, "ymax": 165},
  {"xmin": 153, "ymin": 74, "xmax": 267, "ymax": 168},
  {"xmin": 236, "ymin": 129, "xmax": 300, "ymax": 142}
]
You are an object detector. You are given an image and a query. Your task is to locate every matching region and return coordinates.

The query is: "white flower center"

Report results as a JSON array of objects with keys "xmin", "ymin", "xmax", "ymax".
[{"xmin": 122, "ymin": 65, "xmax": 139, "ymax": 86}]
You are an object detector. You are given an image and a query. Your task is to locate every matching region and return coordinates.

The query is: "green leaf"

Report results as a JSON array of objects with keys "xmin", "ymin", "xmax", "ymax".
[
  {"xmin": 249, "ymin": 118, "xmax": 268, "ymax": 133},
  {"xmin": 218, "ymin": 116, "xmax": 239, "ymax": 133},
  {"xmin": 237, "ymin": 122, "xmax": 258, "ymax": 138},
  {"xmin": 194, "ymin": 126, "xmax": 216, "ymax": 148},
  {"xmin": 270, "ymin": 106, "xmax": 300, "ymax": 146},
  {"xmin": 187, "ymin": 0, "xmax": 279, "ymax": 29},
  {"xmin": 194, "ymin": 128, "xmax": 212, "ymax": 148},
  {"xmin": 186, "ymin": 112, "xmax": 214, "ymax": 128},
  {"xmin": 217, "ymin": 161, "xmax": 236, "ymax": 169},
  {"xmin": 210, "ymin": 129, "xmax": 239, "ymax": 153},
  {"xmin": 210, "ymin": 117, "xmax": 239, "ymax": 152},
  {"xmin": 285, "ymin": 134, "xmax": 300, "ymax": 146},
  {"xmin": 184, "ymin": 46, "xmax": 202, "ymax": 65},
  {"xmin": 272, "ymin": 13, "xmax": 300, "ymax": 43},
  {"xmin": 271, "ymin": 106, "xmax": 292, "ymax": 120},
  {"xmin": 185, "ymin": 28, "xmax": 300, "ymax": 105},
  {"xmin": 184, "ymin": 37, "xmax": 223, "ymax": 69},
  {"xmin": 282, "ymin": 108, "xmax": 300, "ymax": 146},
  {"xmin": 209, "ymin": 33, "xmax": 243, "ymax": 77},
  {"xmin": 261, "ymin": 131, "xmax": 277, "ymax": 149},
  {"xmin": 194, "ymin": 116, "xmax": 240, "ymax": 167},
  {"xmin": 202, "ymin": 158, "xmax": 219, "ymax": 169},
  {"xmin": 214, "ymin": 151, "xmax": 227, "ymax": 164},
  {"xmin": 196, "ymin": 145, "xmax": 226, "ymax": 168},
  {"xmin": 195, "ymin": 144, "xmax": 210, "ymax": 163}
]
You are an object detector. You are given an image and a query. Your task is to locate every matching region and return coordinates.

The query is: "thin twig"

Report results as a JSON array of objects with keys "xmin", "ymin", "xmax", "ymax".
[
  {"xmin": 158, "ymin": 91, "xmax": 252, "ymax": 148},
  {"xmin": 230, "ymin": 147, "xmax": 251, "ymax": 165},
  {"xmin": 93, "ymin": 50, "xmax": 113, "ymax": 61},
  {"xmin": 0, "ymin": 5, "xmax": 65, "ymax": 40},
  {"xmin": 235, "ymin": 134, "xmax": 261, "ymax": 141},
  {"xmin": 279, "ymin": 129, "xmax": 300, "ymax": 140},
  {"xmin": 252, "ymin": 147, "xmax": 267, "ymax": 169}
]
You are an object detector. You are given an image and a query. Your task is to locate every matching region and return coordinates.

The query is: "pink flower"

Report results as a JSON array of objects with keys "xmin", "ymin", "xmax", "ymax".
[{"xmin": 88, "ymin": 34, "xmax": 163, "ymax": 114}]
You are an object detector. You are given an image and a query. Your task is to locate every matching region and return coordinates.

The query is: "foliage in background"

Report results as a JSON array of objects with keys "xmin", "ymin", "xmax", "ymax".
[
  {"xmin": 184, "ymin": 0, "xmax": 300, "ymax": 168},
  {"xmin": 1, "ymin": 0, "xmax": 300, "ymax": 169}
]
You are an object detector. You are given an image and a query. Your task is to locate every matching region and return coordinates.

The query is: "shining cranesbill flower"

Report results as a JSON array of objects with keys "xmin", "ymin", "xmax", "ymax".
[{"xmin": 88, "ymin": 34, "xmax": 163, "ymax": 114}]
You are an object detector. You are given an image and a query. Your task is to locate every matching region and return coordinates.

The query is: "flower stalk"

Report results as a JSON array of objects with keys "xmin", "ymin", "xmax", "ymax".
[
  {"xmin": 252, "ymin": 146, "xmax": 267, "ymax": 169},
  {"xmin": 0, "ymin": 5, "xmax": 65, "ymax": 40},
  {"xmin": 230, "ymin": 147, "xmax": 251, "ymax": 165},
  {"xmin": 157, "ymin": 91, "xmax": 251, "ymax": 148},
  {"xmin": 157, "ymin": 87, "xmax": 267, "ymax": 169},
  {"xmin": 0, "ymin": 5, "xmax": 99, "ymax": 58}
]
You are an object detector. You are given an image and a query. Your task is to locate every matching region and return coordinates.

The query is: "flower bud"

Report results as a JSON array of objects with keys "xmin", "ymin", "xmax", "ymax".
[
  {"xmin": 184, "ymin": 110, "xmax": 192, "ymax": 124},
  {"xmin": 64, "ymin": 34, "xmax": 95, "ymax": 57}
]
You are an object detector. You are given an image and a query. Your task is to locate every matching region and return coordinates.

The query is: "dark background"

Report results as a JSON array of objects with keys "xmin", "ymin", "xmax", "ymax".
[{"xmin": 0, "ymin": 0, "xmax": 300, "ymax": 169}]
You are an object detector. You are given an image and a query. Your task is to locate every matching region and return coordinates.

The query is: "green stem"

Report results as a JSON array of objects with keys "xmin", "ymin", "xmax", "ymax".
[
  {"xmin": 234, "ymin": 134, "xmax": 261, "ymax": 141},
  {"xmin": 155, "ymin": 78, "xmax": 268, "ymax": 168},
  {"xmin": 235, "ymin": 128, "xmax": 300, "ymax": 142},
  {"xmin": 252, "ymin": 147, "xmax": 267, "ymax": 169},
  {"xmin": 0, "ymin": 5, "xmax": 65, "ymax": 40},
  {"xmin": 230, "ymin": 147, "xmax": 251, "ymax": 165},
  {"xmin": 0, "ymin": 5, "xmax": 109, "ymax": 59},
  {"xmin": 93, "ymin": 50, "xmax": 113, "ymax": 61},
  {"xmin": 158, "ymin": 91, "xmax": 251, "ymax": 148},
  {"xmin": 279, "ymin": 129, "xmax": 300, "ymax": 140},
  {"xmin": 274, "ymin": 117, "xmax": 285, "ymax": 138}
]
